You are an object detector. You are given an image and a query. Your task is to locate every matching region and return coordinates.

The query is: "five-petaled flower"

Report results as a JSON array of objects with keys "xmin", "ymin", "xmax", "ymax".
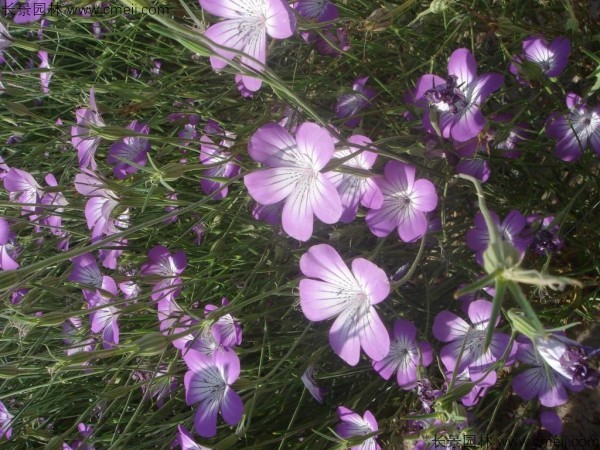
[
  {"xmin": 365, "ymin": 161, "xmax": 438, "ymax": 242},
  {"xmin": 299, "ymin": 244, "xmax": 390, "ymax": 366},
  {"xmin": 199, "ymin": 0, "xmax": 296, "ymax": 92},
  {"xmin": 244, "ymin": 122, "xmax": 342, "ymax": 241},
  {"xmin": 140, "ymin": 246, "xmax": 187, "ymax": 302},
  {"xmin": 107, "ymin": 120, "xmax": 151, "ymax": 179},
  {"xmin": 183, "ymin": 348, "xmax": 243, "ymax": 438},
  {"xmin": 546, "ymin": 93, "xmax": 600, "ymax": 162},
  {"xmin": 413, "ymin": 48, "xmax": 503, "ymax": 142},
  {"xmin": 372, "ymin": 319, "xmax": 433, "ymax": 389},
  {"xmin": 510, "ymin": 35, "xmax": 570, "ymax": 81},
  {"xmin": 335, "ymin": 406, "xmax": 381, "ymax": 450},
  {"xmin": 71, "ymin": 89, "xmax": 105, "ymax": 170}
]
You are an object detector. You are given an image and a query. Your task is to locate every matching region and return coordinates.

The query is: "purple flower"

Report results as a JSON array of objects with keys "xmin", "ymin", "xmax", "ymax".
[
  {"xmin": 87, "ymin": 275, "xmax": 120, "ymax": 349},
  {"xmin": 512, "ymin": 337, "xmax": 583, "ymax": 407},
  {"xmin": 546, "ymin": 93, "xmax": 600, "ymax": 162},
  {"xmin": 527, "ymin": 214, "xmax": 563, "ymax": 256},
  {"xmin": 299, "ymin": 244, "xmax": 390, "ymax": 366},
  {"xmin": 510, "ymin": 36, "xmax": 570, "ymax": 80},
  {"xmin": 433, "ymin": 300, "xmax": 516, "ymax": 379},
  {"xmin": 11, "ymin": 0, "xmax": 51, "ymax": 23},
  {"xmin": 157, "ymin": 297, "xmax": 197, "ymax": 350},
  {"xmin": 0, "ymin": 218, "xmax": 19, "ymax": 271},
  {"xmin": 0, "ymin": 401, "xmax": 13, "ymax": 440},
  {"xmin": 199, "ymin": 121, "xmax": 240, "ymax": 199},
  {"xmin": 251, "ymin": 201, "xmax": 283, "ymax": 225},
  {"xmin": 204, "ymin": 298, "xmax": 242, "ymax": 348},
  {"xmin": 466, "ymin": 210, "xmax": 532, "ymax": 266},
  {"xmin": 0, "ymin": 21, "xmax": 11, "ymax": 51},
  {"xmin": 3, "ymin": 167, "xmax": 43, "ymax": 215},
  {"xmin": 372, "ymin": 319, "xmax": 433, "ymax": 389},
  {"xmin": 71, "ymin": 89, "xmax": 105, "ymax": 170},
  {"xmin": 455, "ymin": 157, "xmax": 490, "ymax": 183},
  {"xmin": 300, "ymin": 365, "xmax": 324, "ymax": 403},
  {"xmin": 178, "ymin": 425, "xmax": 210, "ymax": 450},
  {"xmin": 107, "ymin": 120, "xmax": 151, "ymax": 179},
  {"xmin": 200, "ymin": 0, "xmax": 296, "ymax": 92},
  {"xmin": 140, "ymin": 246, "xmax": 187, "ymax": 302},
  {"xmin": 336, "ymin": 77, "xmax": 376, "ymax": 128},
  {"xmin": 133, "ymin": 367, "xmax": 177, "ymax": 408},
  {"xmin": 74, "ymin": 170, "xmax": 120, "ymax": 239},
  {"xmin": 183, "ymin": 348, "xmax": 243, "ymax": 437},
  {"xmin": 38, "ymin": 50, "xmax": 51, "ymax": 93},
  {"xmin": 413, "ymin": 48, "xmax": 503, "ymax": 142},
  {"xmin": 335, "ymin": 406, "xmax": 380, "ymax": 450},
  {"xmin": 445, "ymin": 367, "xmax": 496, "ymax": 407},
  {"xmin": 63, "ymin": 317, "xmax": 94, "ymax": 358},
  {"xmin": 540, "ymin": 410, "xmax": 562, "ymax": 436},
  {"xmin": 244, "ymin": 122, "xmax": 342, "ymax": 241},
  {"xmin": 41, "ymin": 173, "xmax": 69, "ymax": 237},
  {"xmin": 365, "ymin": 161, "xmax": 438, "ymax": 242},
  {"xmin": 69, "ymin": 253, "xmax": 103, "ymax": 289},
  {"xmin": 326, "ymin": 135, "xmax": 383, "ymax": 223},
  {"xmin": 294, "ymin": 0, "xmax": 338, "ymax": 22},
  {"xmin": 62, "ymin": 422, "xmax": 95, "ymax": 450},
  {"xmin": 315, "ymin": 27, "xmax": 350, "ymax": 57}
]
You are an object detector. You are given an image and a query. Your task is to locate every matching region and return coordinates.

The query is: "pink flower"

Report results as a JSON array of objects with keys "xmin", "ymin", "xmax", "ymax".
[
  {"xmin": 244, "ymin": 122, "xmax": 342, "ymax": 241},
  {"xmin": 299, "ymin": 244, "xmax": 390, "ymax": 366},
  {"xmin": 200, "ymin": 0, "xmax": 296, "ymax": 92},
  {"xmin": 71, "ymin": 89, "xmax": 105, "ymax": 170},
  {"xmin": 140, "ymin": 246, "xmax": 187, "ymax": 302}
]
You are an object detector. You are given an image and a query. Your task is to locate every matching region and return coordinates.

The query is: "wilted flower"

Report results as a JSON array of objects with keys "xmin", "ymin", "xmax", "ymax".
[
  {"xmin": 199, "ymin": 0, "xmax": 296, "ymax": 92},
  {"xmin": 372, "ymin": 319, "xmax": 433, "ymax": 389},
  {"xmin": 413, "ymin": 48, "xmax": 503, "ymax": 142},
  {"xmin": 527, "ymin": 215, "xmax": 563, "ymax": 256},
  {"xmin": 365, "ymin": 161, "xmax": 438, "ymax": 242},
  {"xmin": 300, "ymin": 365, "xmax": 324, "ymax": 403},
  {"xmin": 315, "ymin": 27, "xmax": 350, "ymax": 57},
  {"xmin": 183, "ymin": 348, "xmax": 243, "ymax": 437},
  {"xmin": 244, "ymin": 122, "xmax": 342, "ymax": 241},
  {"xmin": 336, "ymin": 77, "xmax": 376, "ymax": 128},
  {"xmin": 336, "ymin": 406, "xmax": 380, "ymax": 450},
  {"xmin": 299, "ymin": 244, "xmax": 390, "ymax": 366},
  {"xmin": 107, "ymin": 120, "xmax": 151, "ymax": 179},
  {"xmin": 546, "ymin": 93, "xmax": 600, "ymax": 162}
]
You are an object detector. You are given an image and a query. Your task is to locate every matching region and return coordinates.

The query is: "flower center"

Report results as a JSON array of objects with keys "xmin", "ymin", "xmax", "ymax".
[{"xmin": 425, "ymin": 75, "xmax": 468, "ymax": 114}]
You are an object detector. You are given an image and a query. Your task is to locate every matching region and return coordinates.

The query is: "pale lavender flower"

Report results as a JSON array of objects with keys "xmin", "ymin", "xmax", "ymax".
[
  {"xmin": 62, "ymin": 422, "xmax": 95, "ymax": 450},
  {"xmin": 71, "ymin": 89, "xmax": 105, "ymax": 170},
  {"xmin": 300, "ymin": 365, "xmax": 324, "ymax": 403},
  {"xmin": 433, "ymin": 300, "xmax": 516, "ymax": 379},
  {"xmin": 365, "ymin": 161, "xmax": 438, "ymax": 242},
  {"xmin": 69, "ymin": 253, "xmax": 103, "ymax": 289},
  {"xmin": 199, "ymin": 0, "xmax": 296, "ymax": 92},
  {"xmin": 546, "ymin": 93, "xmax": 600, "ymax": 162},
  {"xmin": 336, "ymin": 406, "xmax": 380, "ymax": 450},
  {"xmin": 132, "ymin": 367, "xmax": 177, "ymax": 408},
  {"xmin": 157, "ymin": 297, "xmax": 197, "ymax": 350},
  {"xmin": 204, "ymin": 298, "xmax": 242, "ymax": 348},
  {"xmin": 63, "ymin": 317, "xmax": 94, "ymax": 358},
  {"xmin": 183, "ymin": 348, "xmax": 243, "ymax": 437},
  {"xmin": 0, "ymin": 20, "xmax": 11, "ymax": 51},
  {"xmin": 294, "ymin": 0, "xmax": 338, "ymax": 22},
  {"xmin": 251, "ymin": 201, "xmax": 283, "ymax": 225},
  {"xmin": 512, "ymin": 337, "xmax": 584, "ymax": 407},
  {"xmin": 38, "ymin": 50, "xmax": 51, "ymax": 93},
  {"xmin": 107, "ymin": 120, "xmax": 151, "ymax": 179},
  {"xmin": 466, "ymin": 210, "xmax": 533, "ymax": 266},
  {"xmin": 244, "ymin": 122, "xmax": 342, "ymax": 241},
  {"xmin": 74, "ymin": 170, "xmax": 120, "ymax": 239},
  {"xmin": 41, "ymin": 173, "xmax": 68, "ymax": 237},
  {"xmin": 178, "ymin": 424, "xmax": 211, "ymax": 450},
  {"xmin": 372, "ymin": 319, "xmax": 433, "ymax": 389},
  {"xmin": 510, "ymin": 36, "xmax": 570, "ymax": 80},
  {"xmin": 326, "ymin": 135, "xmax": 383, "ymax": 223},
  {"xmin": 140, "ymin": 245, "xmax": 187, "ymax": 302},
  {"xmin": 200, "ymin": 120, "xmax": 240, "ymax": 199},
  {"xmin": 3, "ymin": 167, "xmax": 43, "ymax": 215},
  {"xmin": 336, "ymin": 77, "xmax": 376, "ymax": 128},
  {"xmin": 299, "ymin": 244, "xmax": 390, "ymax": 366},
  {"xmin": 0, "ymin": 401, "xmax": 13, "ymax": 440},
  {"xmin": 88, "ymin": 275, "xmax": 120, "ymax": 349},
  {"xmin": 0, "ymin": 218, "xmax": 19, "ymax": 271},
  {"xmin": 12, "ymin": 0, "xmax": 51, "ymax": 23},
  {"xmin": 413, "ymin": 48, "xmax": 503, "ymax": 142}
]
